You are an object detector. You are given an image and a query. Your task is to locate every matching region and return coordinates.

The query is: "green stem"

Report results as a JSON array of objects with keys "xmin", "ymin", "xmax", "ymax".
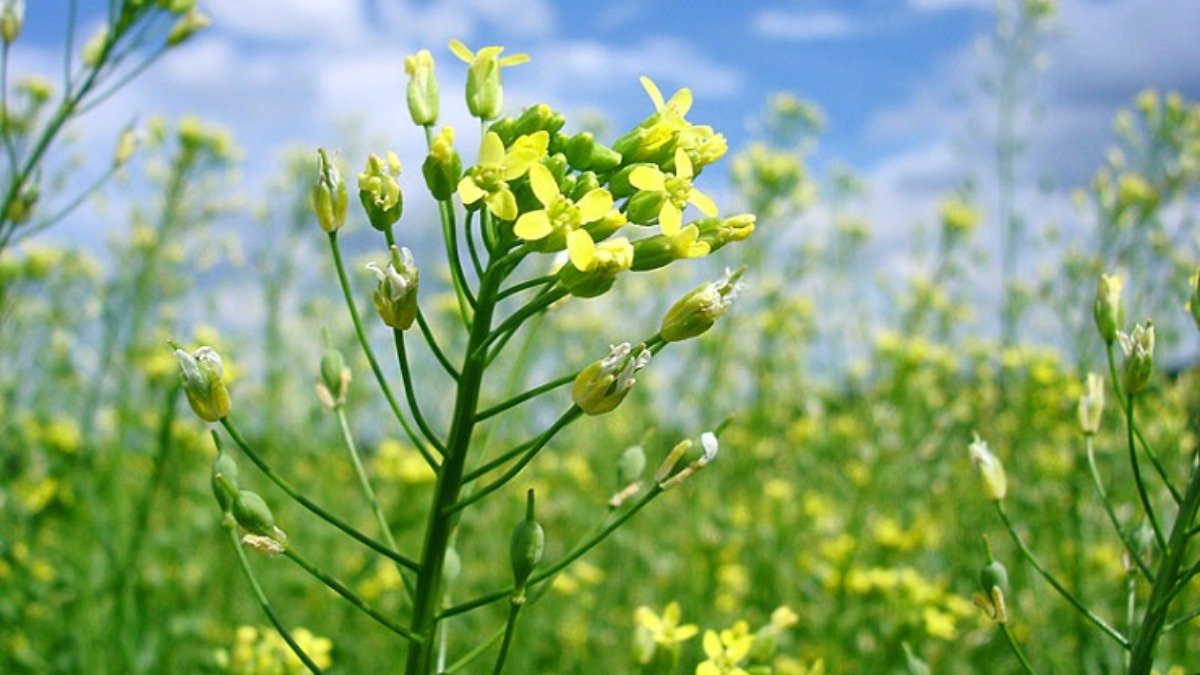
[
  {"xmin": 490, "ymin": 601, "xmax": 523, "ymax": 675},
  {"xmin": 226, "ymin": 525, "xmax": 323, "ymax": 674},
  {"xmin": 446, "ymin": 407, "xmax": 581, "ymax": 515},
  {"xmin": 282, "ymin": 548, "xmax": 423, "ymax": 643},
  {"xmin": 497, "ymin": 275, "xmax": 556, "ymax": 301},
  {"xmin": 394, "ymin": 329, "xmax": 447, "ymax": 452},
  {"xmin": 1163, "ymin": 606, "xmax": 1200, "ymax": 633},
  {"xmin": 999, "ymin": 623, "xmax": 1039, "ymax": 675},
  {"xmin": 476, "ymin": 287, "xmax": 567, "ymax": 358},
  {"xmin": 463, "ymin": 209, "xmax": 485, "ymax": 279},
  {"xmin": 334, "ymin": 404, "xmax": 415, "ymax": 598},
  {"xmin": 220, "ymin": 417, "xmax": 420, "ymax": 572},
  {"xmin": 1085, "ymin": 434, "xmax": 1155, "ymax": 580},
  {"xmin": 425, "ymin": 125, "xmax": 475, "ymax": 325},
  {"xmin": 416, "ymin": 310, "xmax": 460, "ymax": 380},
  {"xmin": 1126, "ymin": 396, "xmax": 1167, "ymax": 552},
  {"xmin": 328, "ymin": 232, "xmax": 439, "ymax": 468},
  {"xmin": 1106, "ymin": 343, "xmax": 1182, "ymax": 504},
  {"xmin": 995, "ymin": 502, "xmax": 1129, "ymax": 648},
  {"xmin": 475, "ymin": 371, "xmax": 576, "ymax": 423}
]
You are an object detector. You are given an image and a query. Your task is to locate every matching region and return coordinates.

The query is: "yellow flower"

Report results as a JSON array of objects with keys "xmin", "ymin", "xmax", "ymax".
[
  {"xmin": 629, "ymin": 147, "xmax": 718, "ymax": 236},
  {"xmin": 513, "ymin": 163, "xmax": 616, "ymax": 269},
  {"xmin": 457, "ymin": 130, "xmax": 548, "ymax": 221},
  {"xmin": 634, "ymin": 602, "xmax": 699, "ymax": 645},
  {"xmin": 697, "ymin": 623, "xmax": 754, "ymax": 675}
]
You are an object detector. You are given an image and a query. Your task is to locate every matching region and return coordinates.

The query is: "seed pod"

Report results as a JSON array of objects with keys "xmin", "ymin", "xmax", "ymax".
[
  {"xmin": 233, "ymin": 490, "xmax": 276, "ymax": 537},
  {"xmin": 211, "ymin": 450, "xmax": 240, "ymax": 512},
  {"xmin": 979, "ymin": 559, "xmax": 1009, "ymax": 595},
  {"xmin": 509, "ymin": 489, "xmax": 544, "ymax": 590}
]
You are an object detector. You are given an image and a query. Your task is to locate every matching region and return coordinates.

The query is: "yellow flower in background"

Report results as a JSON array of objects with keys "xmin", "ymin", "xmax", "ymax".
[
  {"xmin": 217, "ymin": 625, "xmax": 333, "ymax": 674},
  {"xmin": 630, "ymin": 147, "xmax": 718, "ymax": 235},
  {"xmin": 635, "ymin": 601, "xmax": 699, "ymax": 645},
  {"xmin": 458, "ymin": 130, "xmax": 547, "ymax": 221},
  {"xmin": 513, "ymin": 162, "xmax": 615, "ymax": 269},
  {"xmin": 697, "ymin": 622, "xmax": 754, "ymax": 675}
]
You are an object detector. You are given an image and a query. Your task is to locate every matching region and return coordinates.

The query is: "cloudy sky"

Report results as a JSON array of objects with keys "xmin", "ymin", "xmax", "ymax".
[{"xmin": 16, "ymin": 0, "xmax": 1200, "ymax": 256}]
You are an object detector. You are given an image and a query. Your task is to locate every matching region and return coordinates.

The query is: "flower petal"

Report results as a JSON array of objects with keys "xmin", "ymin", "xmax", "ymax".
[
  {"xmin": 640, "ymin": 76, "xmax": 666, "ymax": 112},
  {"xmin": 499, "ymin": 53, "xmax": 531, "ymax": 66},
  {"xmin": 702, "ymin": 631, "xmax": 722, "ymax": 659},
  {"xmin": 674, "ymin": 147, "xmax": 693, "ymax": 180},
  {"xmin": 479, "ymin": 132, "xmax": 505, "ymax": 166},
  {"xmin": 696, "ymin": 664, "xmax": 719, "ymax": 675},
  {"xmin": 529, "ymin": 163, "xmax": 560, "ymax": 207},
  {"xmin": 576, "ymin": 189, "xmax": 614, "ymax": 223},
  {"xmin": 513, "ymin": 210, "xmax": 551, "ymax": 240},
  {"xmin": 675, "ymin": 625, "xmax": 699, "ymax": 641},
  {"xmin": 629, "ymin": 166, "xmax": 666, "ymax": 192},
  {"xmin": 488, "ymin": 188, "xmax": 518, "ymax": 221},
  {"xmin": 567, "ymin": 229, "xmax": 596, "ymax": 271},
  {"xmin": 458, "ymin": 176, "xmax": 485, "ymax": 204},
  {"xmin": 634, "ymin": 607, "xmax": 661, "ymax": 633},
  {"xmin": 447, "ymin": 39, "xmax": 474, "ymax": 64},
  {"xmin": 689, "ymin": 188, "xmax": 718, "ymax": 216},
  {"xmin": 666, "ymin": 87, "xmax": 693, "ymax": 116},
  {"xmin": 659, "ymin": 201, "xmax": 682, "ymax": 236}
]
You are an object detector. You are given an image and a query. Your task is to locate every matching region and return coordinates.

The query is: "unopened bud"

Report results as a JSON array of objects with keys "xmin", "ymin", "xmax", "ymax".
[
  {"xmin": 696, "ymin": 214, "xmax": 756, "ymax": 252},
  {"xmin": 564, "ymin": 131, "xmax": 622, "ymax": 172},
  {"xmin": 1, "ymin": 0, "xmax": 23, "ymax": 44},
  {"xmin": 404, "ymin": 49, "xmax": 439, "ymax": 126},
  {"xmin": 968, "ymin": 434, "xmax": 1006, "ymax": 501},
  {"xmin": 448, "ymin": 40, "xmax": 530, "ymax": 121},
  {"xmin": 509, "ymin": 489, "xmax": 544, "ymax": 592},
  {"xmin": 1117, "ymin": 321, "xmax": 1155, "ymax": 395},
  {"xmin": 166, "ymin": 8, "xmax": 209, "ymax": 46},
  {"xmin": 660, "ymin": 268, "xmax": 743, "ymax": 342},
  {"xmin": 422, "ymin": 126, "xmax": 462, "ymax": 201},
  {"xmin": 558, "ymin": 237, "xmax": 633, "ymax": 298},
  {"xmin": 1094, "ymin": 273, "xmax": 1125, "ymax": 344},
  {"xmin": 572, "ymin": 342, "xmax": 651, "ymax": 415},
  {"xmin": 316, "ymin": 339, "xmax": 351, "ymax": 409},
  {"xmin": 358, "ymin": 152, "xmax": 403, "ymax": 231},
  {"xmin": 1077, "ymin": 372, "xmax": 1104, "ymax": 435},
  {"xmin": 366, "ymin": 246, "xmax": 419, "ymax": 330},
  {"xmin": 173, "ymin": 343, "xmax": 231, "ymax": 422},
  {"xmin": 312, "ymin": 149, "xmax": 348, "ymax": 233},
  {"xmin": 512, "ymin": 103, "xmax": 565, "ymax": 139}
]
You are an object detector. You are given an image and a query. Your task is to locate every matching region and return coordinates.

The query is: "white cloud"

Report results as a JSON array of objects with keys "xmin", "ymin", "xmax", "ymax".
[
  {"xmin": 751, "ymin": 9, "xmax": 859, "ymax": 41},
  {"xmin": 204, "ymin": 0, "xmax": 372, "ymax": 45},
  {"xmin": 908, "ymin": 0, "xmax": 991, "ymax": 11}
]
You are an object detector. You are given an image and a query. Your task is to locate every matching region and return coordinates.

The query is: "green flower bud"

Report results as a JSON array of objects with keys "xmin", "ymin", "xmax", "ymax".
[
  {"xmin": 980, "ymin": 560, "xmax": 1009, "ymax": 595},
  {"xmin": 625, "ymin": 189, "xmax": 666, "ymax": 225},
  {"xmin": 568, "ymin": 171, "xmax": 600, "ymax": 201},
  {"xmin": 233, "ymin": 490, "xmax": 276, "ymax": 537},
  {"xmin": 422, "ymin": 126, "xmax": 462, "ymax": 201},
  {"xmin": 510, "ymin": 489, "xmax": 544, "ymax": 591},
  {"xmin": 404, "ymin": 50, "xmax": 439, "ymax": 126},
  {"xmin": 512, "ymin": 104, "xmax": 565, "ymax": 139},
  {"xmin": 1187, "ymin": 271, "xmax": 1200, "ymax": 333},
  {"xmin": 571, "ymin": 342, "xmax": 652, "ymax": 415},
  {"xmin": 660, "ymin": 268, "xmax": 744, "ymax": 342},
  {"xmin": 558, "ymin": 237, "xmax": 633, "ymax": 298},
  {"xmin": 1118, "ymin": 321, "xmax": 1155, "ymax": 395},
  {"xmin": 968, "ymin": 434, "xmax": 1006, "ymax": 501},
  {"xmin": 630, "ymin": 235, "xmax": 676, "ymax": 272},
  {"xmin": 448, "ymin": 40, "xmax": 530, "ymax": 121},
  {"xmin": 695, "ymin": 214, "xmax": 756, "ymax": 252},
  {"xmin": 563, "ymin": 132, "xmax": 621, "ymax": 172},
  {"xmin": 1, "ymin": 0, "xmax": 23, "ymax": 44},
  {"xmin": 616, "ymin": 445, "xmax": 647, "ymax": 488},
  {"xmin": 316, "ymin": 341, "xmax": 351, "ymax": 409},
  {"xmin": 358, "ymin": 152, "xmax": 403, "ymax": 231},
  {"xmin": 166, "ymin": 8, "xmax": 209, "ymax": 46},
  {"xmin": 1077, "ymin": 372, "xmax": 1104, "ymax": 435},
  {"xmin": 366, "ymin": 246, "xmax": 419, "ymax": 330},
  {"xmin": 312, "ymin": 148, "xmax": 348, "ymax": 233},
  {"xmin": 211, "ymin": 450, "xmax": 240, "ymax": 512},
  {"xmin": 1093, "ymin": 273, "xmax": 1125, "ymax": 344},
  {"xmin": 173, "ymin": 344, "xmax": 231, "ymax": 423}
]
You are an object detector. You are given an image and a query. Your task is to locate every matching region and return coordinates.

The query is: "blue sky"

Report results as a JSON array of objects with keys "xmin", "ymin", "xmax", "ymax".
[{"xmin": 15, "ymin": 0, "xmax": 1200, "ymax": 253}]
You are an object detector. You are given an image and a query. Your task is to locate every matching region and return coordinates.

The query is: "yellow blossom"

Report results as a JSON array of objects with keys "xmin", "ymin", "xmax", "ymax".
[
  {"xmin": 635, "ymin": 602, "xmax": 699, "ymax": 645},
  {"xmin": 513, "ymin": 163, "xmax": 616, "ymax": 269},
  {"xmin": 457, "ymin": 131, "xmax": 547, "ymax": 221},
  {"xmin": 630, "ymin": 147, "xmax": 718, "ymax": 235},
  {"xmin": 697, "ymin": 622, "xmax": 755, "ymax": 675}
]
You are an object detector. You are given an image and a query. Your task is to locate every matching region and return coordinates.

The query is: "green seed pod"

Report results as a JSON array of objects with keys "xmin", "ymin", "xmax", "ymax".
[
  {"xmin": 510, "ymin": 489, "xmax": 544, "ymax": 590},
  {"xmin": 980, "ymin": 559, "xmax": 1009, "ymax": 595},
  {"xmin": 660, "ymin": 269, "xmax": 744, "ymax": 342},
  {"xmin": 233, "ymin": 490, "xmax": 276, "ymax": 537},
  {"xmin": 211, "ymin": 450, "xmax": 240, "ymax": 512}
]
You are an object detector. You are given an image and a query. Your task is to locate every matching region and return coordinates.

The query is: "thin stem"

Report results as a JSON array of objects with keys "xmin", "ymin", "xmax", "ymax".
[
  {"xmin": 1163, "ymin": 606, "xmax": 1200, "ymax": 633},
  {"xmin": 226, "ymin": 526, "xmax": 323, "ymax": 674},
  {"xmin": 999, "ymin": 623, "xmax": 1039, "ymax": 675},
  {"xmin": 497, "ymin": 275, "xmax": 556, "ymax": 302},
  {"xmin": 464, "ymin": 209, "xmax": 484, "ymax": 279},
  {"xmin": 76, "ymin": 45, "xmax": 170, "ymax": 116},
  {"xmin": 425, "ymin": 125, "xmax": 476, "ymax": 325},
  {"xmin": 394, "ymin": 329, "xmax": 447, "ymax": 452},
  {"xmin": 441, "ymin": 621, "xmax": 506, "ymax": 674},
  {"xmin": 65, "ymin": 0, "xmax": 79, "ymax": 89},
  {"xmin": 1085, "ymin": 434, "xmax": 1155, "ymax": 581},
  {"xmin": 462, "ymin": 436, "xmax": 539, "ymax": 484},
  {"xmin": 1126, "ymin": 396, "xmax": 1167, "ymax": 553},
  {"xmin": 282, "ymin": 548, "xmax": 423, "ymax": 643},
  {"xmin": 490, "ymin": 601, "xmax": 522, "ymax": 675},
  {"xmin": 1, "ymin": 42, "xmax": 17, "ymax": 175},
  {"xmin": 995, "ymin": 503, "xmax": 1129, "ymax": 648},
  {"xmin": 477, "ymin": 287, "xmax": 567, "ymax": 358},
  {"xmin": 14, "ymin": 164, "xmax": 119, "ymax": 244},
  {"xmin": 1106, "ymin": 343, "xmax": 1182, "ymax": 504},
  {"xmin": 416, "ymin": 309, "xmax": 460, "ymax": 380},
  {"xmin": 440, "ymin": 486, "xmax": 663, "ymax": 620},
  {"xmin": 445, "ymin": 407, "xmax": 581, "ymax": 515},
  {"xmin": 475, "ymin": 371, "xmax": 576, "ymax": 423},
  {"xmin": 220, "ymin": 417, "xmax": 420, "ymax": 572},
  {"xmin": 334, "ymin": 405, "xmax": 415, "ymax": 598},
  {"xmin": 328, "ymin": 232, "xmax": 438, "ymax": 468}
]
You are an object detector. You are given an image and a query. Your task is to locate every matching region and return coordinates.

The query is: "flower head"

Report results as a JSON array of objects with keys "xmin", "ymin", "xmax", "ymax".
[
  {"xmin": 366, "ymin": 246, "xmax": 419, "ymax": 330},
  {"xmin": 968, "ymin": 434, "xmax": 1007, "ymax": 501},
  {"xmin": 448, "ymin": 39, "xmax": 529, "ymax": 120},
  {"xmin": 173, "ymin": 344, "xmax": 231, "ymax": 422},
  {"xmin": 572, "ymin": 342, "xmax": 652, "ymax": 415},
  {"xmin": 660, "ymin": 267, "xmax": 743, "ymax": 342},
  {"xmin": 636, "ymin": 602, "xmax": 698, "ymax": 646},
  {"xmin": 697, "ymin": 622, "xmax": 755, "ymax": 675},
  {"xmin": 358, "ymin": 152, "xmax": 403, "ymax": 230},
  {"xmin": 458, "ymin": 131, "xmax": 548, "ymax": 221},
  {"xmin": 514, "ymin": 163, "xmax": 617, "ymax": 269},
  {"xmin": 559, "ymin": 237, "xmax": 634, "ymax": 298},
  {"xmin": 629, "ymin": 147, "xmax": 718, "ymax": 236}
]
